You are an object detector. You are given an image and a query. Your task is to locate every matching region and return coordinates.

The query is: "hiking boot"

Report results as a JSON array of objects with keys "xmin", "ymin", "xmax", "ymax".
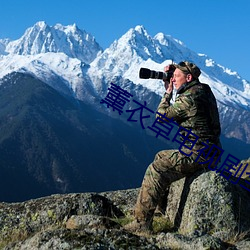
[{"xmin": 124, "ymin": 219, "xmax": 152, "ymax": 233}]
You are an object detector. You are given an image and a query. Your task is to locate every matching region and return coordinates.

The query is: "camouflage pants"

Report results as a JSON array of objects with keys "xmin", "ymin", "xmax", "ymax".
[{"xmin": 134, "ymin": 149, "xmax": 208, "ymax": 223}]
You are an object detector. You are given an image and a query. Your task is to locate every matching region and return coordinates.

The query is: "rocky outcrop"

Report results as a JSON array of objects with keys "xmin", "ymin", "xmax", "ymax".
[
  {"xmin": 0, "ymin": 192, "xmax": 158, "ymax": 250},
  {"xmin": 165, "ymin": 170, "xmax": 250, "ymax": 241},
  {"xmin": 1, "ymin": 171, "xmax": 250, "ymax": 249}
]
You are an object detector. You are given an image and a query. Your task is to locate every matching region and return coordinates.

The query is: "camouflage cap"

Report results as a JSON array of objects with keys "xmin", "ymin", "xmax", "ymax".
[{"xmin": 175, "ymin": 61, "xmax": 201, "ymax": 79}]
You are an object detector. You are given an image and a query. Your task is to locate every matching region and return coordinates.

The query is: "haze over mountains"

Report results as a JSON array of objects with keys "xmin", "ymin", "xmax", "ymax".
[{"xmin": 0, "ymin": 21, "xmax": 249, "ymax": 201}]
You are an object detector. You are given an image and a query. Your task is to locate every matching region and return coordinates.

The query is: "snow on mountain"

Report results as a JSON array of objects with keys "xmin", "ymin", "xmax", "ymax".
[
  {"xmin": 0, "ymin": 22, "xmax": 104, "ymax": 102},
  {"xmin": 88, "ymin": 25, "xmax": 250, "ymax": 111},
  {"xmin": 0, "ymin": 52, "xmax": 99, "ymax": 103},
  {"xmin": 4, "ymin": 21, "xmax": 102, "ymax": 64},
  {"xmin": 1, "ymin": 22, "xmax": 250, "ymax": 115},
  {"xmin": 0, "ymin": 22, "xmax": 250, "ymax": 144},
  {"xmin": 0, "ymin": 39, "xmax": 9, "ymax": 55},
  {"xmin": 88, "ymin": 25, "xmax": 169, "ymax": 93}
]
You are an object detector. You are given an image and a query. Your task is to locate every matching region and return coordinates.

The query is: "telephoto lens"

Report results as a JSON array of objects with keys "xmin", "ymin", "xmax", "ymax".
[
  {"xmin": 139, "ymin": 68, "xmax": 167, "ymax": 80},
  {"xmin": 139, "ymin": 68, "xmax": 151, "ymax": 79},
  {"xmin": 139, "ymin": 65, "xmax": 176, "ymax": 82}
]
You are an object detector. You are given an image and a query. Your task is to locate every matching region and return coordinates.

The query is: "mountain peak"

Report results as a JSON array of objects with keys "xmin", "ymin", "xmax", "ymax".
[
  {"xmin": 5, "ymin": 21, "xmax": 102, "ymax": 64},
  {"xmin": 125, "ymin": 25, "xmax": 151, "ymax": 41},
  {"xmin": 54, "ymin": 23, "xmax": 79, "ymax": 33},
  {"xmin": 154, "ymin": 32, "xmax": 185, "ymax": 48},
  {"xmin": 134, "ymin": 25, "xmax": 147, "ymax": 34},
  {"xmin": 34, "ymin": 21, "xmax": 48, "ymax": 29}
]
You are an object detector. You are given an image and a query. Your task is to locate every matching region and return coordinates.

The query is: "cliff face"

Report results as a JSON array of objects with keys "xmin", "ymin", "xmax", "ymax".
[{"xmin": 1, "ymin": 171, "xmax": 250, "ymax": 250}]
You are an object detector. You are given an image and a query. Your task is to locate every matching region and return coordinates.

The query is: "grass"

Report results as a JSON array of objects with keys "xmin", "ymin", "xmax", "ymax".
[
  {"xmin": 112, "ymin": 215, "xmax": 134, "ymax": 227},
  {"xmin": 152, "ymin": 216, "xmax": 174, "ymax": 234},
  {"xmin": 113, "ymin": 214, "xmax": 174, "ymax": 235}
]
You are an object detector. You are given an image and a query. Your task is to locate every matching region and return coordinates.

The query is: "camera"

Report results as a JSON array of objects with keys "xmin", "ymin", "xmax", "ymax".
[{"xmin": 139, "ymin": 64, "xmax": 176, "ymax": 82}]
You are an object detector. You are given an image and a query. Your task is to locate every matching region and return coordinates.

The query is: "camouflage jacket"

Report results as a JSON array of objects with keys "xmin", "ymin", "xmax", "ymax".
[{"xmin": 157, "ymin": 79, "xmax": 221, "ymax": 150}]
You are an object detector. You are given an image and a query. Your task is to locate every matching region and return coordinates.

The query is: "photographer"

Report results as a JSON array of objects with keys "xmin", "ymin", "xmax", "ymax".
[{"xmin": 125, "ymin": 61, "xmax": 222, "ymax": 233}]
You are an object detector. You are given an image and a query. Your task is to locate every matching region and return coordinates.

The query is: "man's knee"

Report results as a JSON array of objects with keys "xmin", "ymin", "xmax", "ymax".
[
  {"xmin": 154, "ymin": 150, "xmax": 173, "ymax": 161},
  {"xmin": 152, "ymin": 150, "xmax": 176, "ymax": 172}
]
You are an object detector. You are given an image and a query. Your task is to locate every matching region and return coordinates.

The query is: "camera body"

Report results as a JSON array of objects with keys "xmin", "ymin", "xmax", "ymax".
[{"xmin": 139, "ymin": 65, "xmax": 176, "ymax": 82}]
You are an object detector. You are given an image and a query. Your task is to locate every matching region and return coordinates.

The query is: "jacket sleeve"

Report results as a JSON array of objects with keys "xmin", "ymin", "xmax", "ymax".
[{"xmin": 156, "ymin": 92, "xmax": 196, "ymax": 122}]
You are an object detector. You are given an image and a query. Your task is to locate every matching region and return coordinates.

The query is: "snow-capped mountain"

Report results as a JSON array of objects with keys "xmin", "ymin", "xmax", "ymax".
[
  {"xmin": 87, "ymin": 25, "xmax": 250, "ymax": 145},
  {"xmin": 0, "ymin": 21, "xmax": 102, "ymax": 101},
  {"xmin": 0, "ymin": 21, "xmax": 250, "ymax": 201},
  {"xmin": 0, "ymin": 52, "xmax": 98, "ymax": 102},
  {"xmin": 3, "ymin": 21, "xmax": 102, "ymax": 64},
  {"xmin": 0, "ymin": 22, "xmax": 250, "ymax": 144},
  {"xmin": 89, "ymin": 25, "xmax": 250, "ymax": 110}
]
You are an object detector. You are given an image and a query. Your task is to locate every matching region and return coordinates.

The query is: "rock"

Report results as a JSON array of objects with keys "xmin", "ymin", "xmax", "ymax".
[
  {"xmin": 65, "ymin": 214, "xmax": 120, "ymax": 230},
  {"xmin": 0, "ymin": 192, "xmax": 124, "ymax": 248},
  {"xmin": 235, "ymin": 240, "xmax": 250, "ymax": 250},
  {"xmin": 165, "ymin": 170, "xmax": 250, "ymax": 241},
  {"xmin": 101, "ymin": 188, "xmax": 140, "ymax": 215},
  {"xmin": 156, "ymin": 232, "xmax": 226, "ymax": 250},
  {"xmin": 3, "ymin": 228, "xmax": 162, "ymax": 250},
  {"xmin": 1, "ymin": 170, "xmax": 250, "ymax": 249}
]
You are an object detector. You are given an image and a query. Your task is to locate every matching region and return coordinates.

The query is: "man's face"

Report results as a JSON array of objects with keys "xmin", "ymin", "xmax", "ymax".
[{"xmin": 172, "ymin": 68, "xmax": 188, "ymax": 90}]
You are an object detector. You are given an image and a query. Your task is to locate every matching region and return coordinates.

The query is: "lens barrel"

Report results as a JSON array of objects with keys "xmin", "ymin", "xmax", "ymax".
[
  {"xmin": 139, "ymin": 68, "xmax": 151, "ymax": 79},
  {"xmin": 139, "ymin": 67, "xmax": 167, "ymax": 80}
]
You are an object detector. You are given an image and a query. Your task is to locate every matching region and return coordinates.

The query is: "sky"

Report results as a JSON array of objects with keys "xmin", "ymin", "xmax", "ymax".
[{"xmin": 0, "ymin": 0, "xmax": 250, "ymax": 81}]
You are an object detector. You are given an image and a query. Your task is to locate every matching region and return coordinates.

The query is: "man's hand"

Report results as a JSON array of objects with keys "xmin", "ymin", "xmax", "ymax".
[{"xmin": 163, "ymin": 65, "xmax": 173, "ymax": 94}]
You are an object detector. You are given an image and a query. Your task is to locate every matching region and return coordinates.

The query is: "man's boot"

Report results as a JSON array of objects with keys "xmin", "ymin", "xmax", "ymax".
[{"xmin": 123, "ymin": 218, "xmax": 153, "ymax": 234}]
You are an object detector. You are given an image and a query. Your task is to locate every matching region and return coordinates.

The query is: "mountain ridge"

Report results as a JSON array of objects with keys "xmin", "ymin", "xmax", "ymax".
[
  {"xmin": 0, "ymin": 72, "xmax": 171, "ymax": 202},
  {"xmin": 1, "ymin": 21, "xmax": 250, "ymax": 144},
  {"xmin": 1, "ymin": 22, "xmax": 249, "ymax": 104},
  {"xmin": 3, "ymin": 21, "xmax": 102, "ymax": 64},
  {"xmin": 0, "ymin": 22, "xmax": 250, "ymax": 201}
]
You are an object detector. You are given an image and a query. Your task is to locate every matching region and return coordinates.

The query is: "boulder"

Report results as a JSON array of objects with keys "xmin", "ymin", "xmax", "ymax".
[
  {"xmin": 165, "ymin": 170, "xmax": 250, "ymax": 241},
  {"xmin": 156, "ymin": 232, "xmax": 225, "ymax": 250}
]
